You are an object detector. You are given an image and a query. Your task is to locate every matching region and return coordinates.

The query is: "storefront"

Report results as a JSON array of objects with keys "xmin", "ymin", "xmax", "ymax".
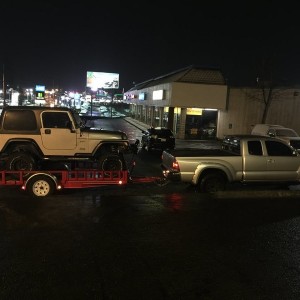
[{"xmin": 123, "ymin": 66, "xmax": 228, "ymax": 140}]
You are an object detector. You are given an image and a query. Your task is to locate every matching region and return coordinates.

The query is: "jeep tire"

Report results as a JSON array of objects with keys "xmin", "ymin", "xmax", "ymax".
[
  {"xmin": 98, "ymin": 155, "xmax": 123, "ymax": 171},
  {"xmin": 6, "ymin": 152, "xmax": 37, "ymax": 176}
]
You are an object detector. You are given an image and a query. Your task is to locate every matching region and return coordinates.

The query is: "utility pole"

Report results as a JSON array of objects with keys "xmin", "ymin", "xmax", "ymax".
[{"xmin": 2, "ymin": 64, "xmax": 6, "ymax": 106}]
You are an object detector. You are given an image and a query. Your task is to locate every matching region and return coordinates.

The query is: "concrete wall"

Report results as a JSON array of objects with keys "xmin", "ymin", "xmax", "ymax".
[
  {"xmin": 218, "ymin": 87, "xmax": 300, "ymax": 138},
  {"xmin": 171, "ymin": 82, "xmax": 227, "ymax": 109}
]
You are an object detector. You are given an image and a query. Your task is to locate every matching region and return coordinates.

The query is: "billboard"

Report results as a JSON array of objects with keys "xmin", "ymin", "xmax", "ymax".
[
  {"xmin": 35, "ymin": 85, "xmax": 45, "ymax": 92},
  {"xmin": 86, "ymin": 71, "xmax": 119, "ymax": 89}
]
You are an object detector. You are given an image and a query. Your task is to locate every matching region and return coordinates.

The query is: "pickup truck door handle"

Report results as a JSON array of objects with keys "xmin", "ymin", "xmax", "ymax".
[
  {"xmin": 267, "ymin": 158, "xmax": 275, "ymax": 163},
  {"xmin": 45, "ymin": 129, "xmax": 51, "ymax": 134}
]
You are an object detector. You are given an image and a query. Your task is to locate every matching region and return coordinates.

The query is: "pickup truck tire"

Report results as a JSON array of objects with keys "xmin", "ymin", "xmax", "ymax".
[
  {"xmin": 27, "ymin": 175, "xmax": 55, "ymax": 197},
  {"xmin": 6, "ymin": 152, "xmax": 37, "ymax": 177},
  {"xmin": 199, "ymin": 172, "xmax": 226, "ymax": 193},
  {"xmin": 99, "ymin": 155, "xmax": 123, "ymax": 171}
]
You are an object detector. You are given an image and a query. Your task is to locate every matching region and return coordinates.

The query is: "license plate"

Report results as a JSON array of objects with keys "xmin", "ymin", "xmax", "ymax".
[{"xmin": 160, "ymin": 138, "xmax": 166, "ymax": 142}]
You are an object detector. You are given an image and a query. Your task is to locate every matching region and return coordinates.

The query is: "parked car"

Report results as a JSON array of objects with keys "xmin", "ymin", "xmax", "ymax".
[
  {"xmin": 141, "ymin": 127, "xmax": 175, "ymax": 151},
  {"xmin": 251, "ymin": 124, "xmax": 300, "ymax": 152},
  {"xmin": 221, "ymin": 134, "xmax": 242, "ymax": 152}
]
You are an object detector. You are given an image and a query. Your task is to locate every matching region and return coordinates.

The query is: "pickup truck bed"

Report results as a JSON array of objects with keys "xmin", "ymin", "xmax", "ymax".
[{"xmin": 164, "ymin": 148, "xmax": 239, "ymax": 157}]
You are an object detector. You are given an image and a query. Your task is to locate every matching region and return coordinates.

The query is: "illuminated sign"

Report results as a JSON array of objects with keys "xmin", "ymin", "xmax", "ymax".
[
  {"xmin": 36, "ymin": 91, "xmax": 45, "ymax": 99},
  {"xmin": 11, "ymin": 92, "xmax": 19, "ymax": 106},
  {"xmin": 35, "ymin": 85, "xmax": 45, "ymax": 92},
  {"xmin": 86, "ymin": 71, "xmax": 119, "ymax": 89},
  {"xmin": 153, "ymin": 90, "xmax": 164, "ymax": 100},
  {"xmin": 187, "ymin": 108, "xmax": 203, "ymax": 115}
]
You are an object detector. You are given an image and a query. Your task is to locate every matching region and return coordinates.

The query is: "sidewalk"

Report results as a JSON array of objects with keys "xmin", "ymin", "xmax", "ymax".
[
  {"xmin": 124, "ymin": 117, "xmax": 149, "ymax": 132},
  {"xmin": 124, "ymin": 117, "xmax": 221, "ymax": 149}
]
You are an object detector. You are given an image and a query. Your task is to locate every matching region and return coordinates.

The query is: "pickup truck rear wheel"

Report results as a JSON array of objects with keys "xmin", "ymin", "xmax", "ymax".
[
  {"xmin": 27, "ymin": 175, "xmax": 55, "ymax": 197},
  {"xmin": 199, "ymin": 172, "xmax": 226, "ymax": 193},
  {"xmin": 6, "ymin": 152, "xmax": 37, "ymax": 178}
]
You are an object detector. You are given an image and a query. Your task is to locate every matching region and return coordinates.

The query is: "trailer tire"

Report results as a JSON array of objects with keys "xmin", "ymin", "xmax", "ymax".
[
  {"xmin": 99, "ymin": 155, "xmax": 123, "ymax": 171},
  {"xmin": 27, "ymin": 175, "xmax": 55, "ymax": 197},
  {"xmin": 6, "ymin": 152, "xmax": 37, "ymax": 178},
  {"xmin": 199, "ymin": 172, "xmax": 226, "ymax": 193}
]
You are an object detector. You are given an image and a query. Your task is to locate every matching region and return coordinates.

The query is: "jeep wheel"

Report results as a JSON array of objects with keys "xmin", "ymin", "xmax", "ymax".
[
  {"xmin": 99, "ymin": 155, "xmax": 123, "ymax": 171},
  {"xmin": 6, "ymin": 152, "xmax": 37, "ymax": 177}
]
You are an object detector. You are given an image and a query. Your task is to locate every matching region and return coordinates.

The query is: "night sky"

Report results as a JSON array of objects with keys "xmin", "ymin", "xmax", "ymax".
[{"xmin": 1, "ymin": 2, "xmax": 299, "ymax": 92}]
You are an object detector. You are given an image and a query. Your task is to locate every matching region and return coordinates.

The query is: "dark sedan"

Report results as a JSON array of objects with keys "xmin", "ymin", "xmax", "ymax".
[{"xmin": 141, "ymin": 127, "xmax": 175, "ymax": 152}]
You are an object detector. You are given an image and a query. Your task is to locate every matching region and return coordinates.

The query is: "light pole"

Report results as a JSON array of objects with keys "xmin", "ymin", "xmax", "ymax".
[
  {"xmin": 26, "ymin": 89, "xmax": 29, "ymax": 104},
  {"xmin": 2, "ymin": 64, "xmax": 6, "ymax": 107},
  {"xmin": 105, "ymin": 88, "xmax": 115, "ymax": 118},
  {"xmin": 29, "ymin": 88, "xmax": 33, "ymax": 103}
]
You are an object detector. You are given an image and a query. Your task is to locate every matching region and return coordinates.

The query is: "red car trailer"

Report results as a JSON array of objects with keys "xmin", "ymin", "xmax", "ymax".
[{"xmin": 0, "ymin": 169, "xmax": 166, "ymax": 197}]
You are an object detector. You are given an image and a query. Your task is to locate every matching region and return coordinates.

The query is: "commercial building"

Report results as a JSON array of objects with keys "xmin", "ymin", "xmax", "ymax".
[
  {"xmin": 123, "ymin": 65, "xmax": 228, "ymax": 140},
  {"xmin": 124, "ymin": 65, "xmax": 300, "ymax": 139}
]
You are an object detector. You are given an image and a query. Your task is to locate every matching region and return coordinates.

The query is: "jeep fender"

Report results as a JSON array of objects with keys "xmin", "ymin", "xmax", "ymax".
[
  {"xmin": 2, "ymin": 139, "xmax": 44, "ymax": 158},
  {"xmin": 93, "ymin": 142, "xmax": 129, "ymax": 157}
]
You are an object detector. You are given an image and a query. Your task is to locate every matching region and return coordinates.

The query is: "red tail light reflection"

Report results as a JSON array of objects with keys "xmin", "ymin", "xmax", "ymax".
[{"xmin": 164, "ymin": 193, "xmax": 183, "ymax": 211}]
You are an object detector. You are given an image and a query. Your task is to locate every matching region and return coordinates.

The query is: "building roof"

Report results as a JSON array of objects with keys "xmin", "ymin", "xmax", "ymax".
[{"xmin": 127, "ymin": 65, "xmax": 226, "ymax": 92}]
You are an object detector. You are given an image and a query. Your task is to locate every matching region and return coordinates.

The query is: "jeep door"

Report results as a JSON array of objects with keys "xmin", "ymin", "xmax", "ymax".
[{"xmin": 40, "ymin": 111, "xmax": 77, "ymax": 150}]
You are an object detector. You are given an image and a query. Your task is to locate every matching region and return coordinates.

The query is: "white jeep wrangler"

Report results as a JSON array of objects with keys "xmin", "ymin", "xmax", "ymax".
[{"xmin": 0, "ymin": 106, "xmax": 131, "ymax": 173}]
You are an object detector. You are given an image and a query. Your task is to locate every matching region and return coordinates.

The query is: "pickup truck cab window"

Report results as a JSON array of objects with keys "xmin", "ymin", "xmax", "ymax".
[
  {"xmin": 265, "ymin": 140, "xmax": 294, "ymax": 156},
  {"xmin": 247, "ymin": 141, "xmax": 263, "ymax": 155}
]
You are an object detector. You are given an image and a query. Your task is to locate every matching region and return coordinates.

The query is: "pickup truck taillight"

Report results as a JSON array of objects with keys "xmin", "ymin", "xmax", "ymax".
[{"xmin": 172, "ymin": 160, "xmax": 180, "ymax": 171}]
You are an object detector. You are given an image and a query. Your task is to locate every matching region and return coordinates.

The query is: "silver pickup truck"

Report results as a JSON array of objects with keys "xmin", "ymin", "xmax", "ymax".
[{"xmin": 161, "ymin": 135, "xmax": 300, "ymax": 192}]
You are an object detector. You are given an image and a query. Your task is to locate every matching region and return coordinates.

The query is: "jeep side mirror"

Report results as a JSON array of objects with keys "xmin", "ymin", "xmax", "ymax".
[
  {"xmin": 65, "ymin": 120, "xmax": 72, "ymax": 129},
  {"xmin": 129, "ymin": 139, "xmax": 140, "ymax": 154}
]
